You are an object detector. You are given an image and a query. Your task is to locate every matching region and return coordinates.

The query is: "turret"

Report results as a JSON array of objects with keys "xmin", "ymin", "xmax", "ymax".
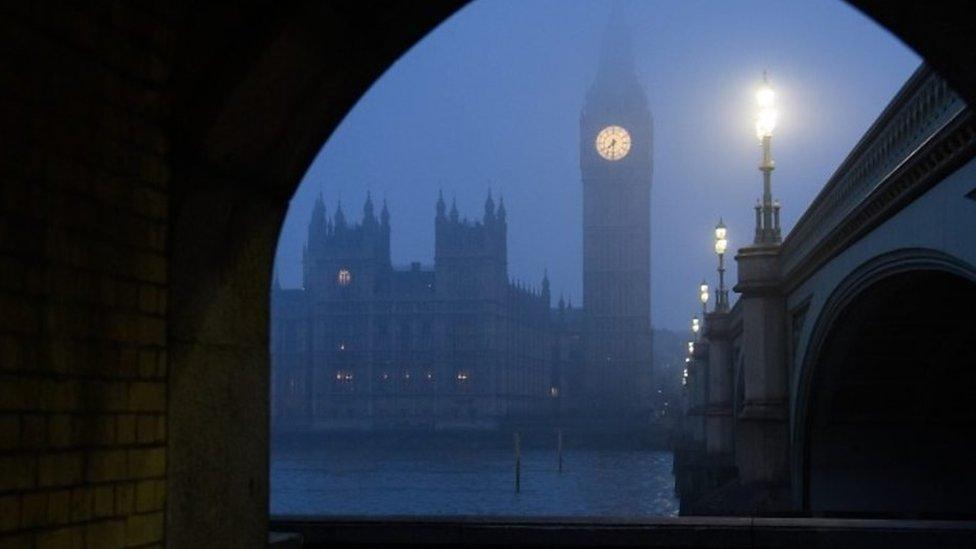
[
  {"xmin": 449, "ymin": 198, "xmax": 459, "ymax": 223},
  {"xmin": 484, "ymin": 189, "xmax": 496, "ymax": 225},
  {"xmin": 334, "ymin": 200, "xmax": 346, "ymax": 231},
  {"xmin": 381, "ymin": 199, "xmax": 390, "ymax": 228},
  {"xmin": 308, "ymin": 193, "xmax": 327, "ymax": 245},
  {"xmin": 436, "ymin": 190, "xmax": 446, "ymax": 221},
  {"xmin": 362, "ymin": 191, "xmax": 377, "ymax": 227},
  {"xmin": 497, "ymin": 196, "xmax": 507, "ymax": 224}
]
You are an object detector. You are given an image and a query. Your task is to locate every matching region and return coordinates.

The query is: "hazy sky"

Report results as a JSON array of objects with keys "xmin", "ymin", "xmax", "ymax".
[{"xmin": 273, "ymin": 0, "xmax": 920, "ymax": 331}]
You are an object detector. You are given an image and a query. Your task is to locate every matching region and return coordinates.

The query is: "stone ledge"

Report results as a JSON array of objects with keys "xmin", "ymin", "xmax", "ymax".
[{"xmin": 270, "ymin": 516, "xmax": 976, "ymax": 548}]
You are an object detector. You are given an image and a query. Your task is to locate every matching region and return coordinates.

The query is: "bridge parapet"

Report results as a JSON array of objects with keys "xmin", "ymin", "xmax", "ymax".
[{"xmin": 780, "ymin": 66, "xmax": 964, "ymax": 283}]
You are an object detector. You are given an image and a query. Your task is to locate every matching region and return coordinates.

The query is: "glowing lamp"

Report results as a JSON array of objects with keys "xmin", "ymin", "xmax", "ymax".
[
  {"xmin": 699, "ymin": 281, "xmax": 710, "ymax": 305},
  {"xmin": 714, "ymin": 219, "xmax": 728, "ymax": 254},
  {"xmin": 755, "ymin": 77, "xmax": 777, "ymax": 140}
]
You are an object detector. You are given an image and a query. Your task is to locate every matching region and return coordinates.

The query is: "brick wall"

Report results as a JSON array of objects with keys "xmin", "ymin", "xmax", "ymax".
[{"xmin": 0, "ymin": 3, "xmax": 173, "ymax": 547}]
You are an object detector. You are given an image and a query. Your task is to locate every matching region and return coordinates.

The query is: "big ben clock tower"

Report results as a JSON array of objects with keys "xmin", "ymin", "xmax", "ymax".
[{"xmin": 579, "ymin": 9, "xmax": 653, "ymax": 417}]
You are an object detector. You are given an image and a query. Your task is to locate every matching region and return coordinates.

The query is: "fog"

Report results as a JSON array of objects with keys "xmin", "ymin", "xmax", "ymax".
[
  {"xmin": 273, "ymin": 0, "xmax": 918, "ymax": 330},
  {"xmin": 267, "ymin": 0, "xmax": 965, "ymax": 522}
]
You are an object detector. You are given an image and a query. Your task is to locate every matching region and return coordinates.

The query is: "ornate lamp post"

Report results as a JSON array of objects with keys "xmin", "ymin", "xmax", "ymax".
[
  {"xmin": 699, "ymin": 280, "xmax": 710, "ymax": 318},
  {"xmin": 691, "ymin": 316, "xmax": 700, "ymax": 339},
  {"xmin": 754, "ymin": 71, "xmax": 781, "ymax": 244},
  {"xmin": 714, "ymin": 218, "xmax": 729, "ymax": 311}
]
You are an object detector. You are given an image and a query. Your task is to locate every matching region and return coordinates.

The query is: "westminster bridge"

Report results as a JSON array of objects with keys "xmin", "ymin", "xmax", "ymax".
[{"xmin": 676, "ymin": 64, "xmax": 976, "ymax": 517}]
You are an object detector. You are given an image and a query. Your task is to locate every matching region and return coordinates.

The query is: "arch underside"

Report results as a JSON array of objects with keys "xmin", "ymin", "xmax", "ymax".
[{"xmin": 803, "ymin": 269, "xmax": 976, "ymax": 516}]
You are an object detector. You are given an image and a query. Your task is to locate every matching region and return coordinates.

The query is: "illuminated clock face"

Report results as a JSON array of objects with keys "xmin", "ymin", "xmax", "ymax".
[{"xmin": 595, "ymin": 125, "xmax": 631, "ymax": 161}]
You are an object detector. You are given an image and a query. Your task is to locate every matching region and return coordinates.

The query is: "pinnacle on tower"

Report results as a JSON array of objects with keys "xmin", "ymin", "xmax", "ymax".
[
  {"xmin": 334, "ymin": 200, "xmax": 346, "ymax": 229},
  {"xmin": 497, "ymin": 195, "xmax": 506, "ymax": 223},
  {"xmin": 449, "ymin": 197, "xmax": 459, "ymax": 222},
  {"xmin": 381, "ymin": 198, "xmax": 390, "ymax": 226},
  {"xmin": 484, "ymin": 189, "xmax": 495, "ymax": 224},
  {"xmin": 308, "ymin": 192, "xmax": 327, "ymax": 245},
  {"xmin": 436, "ymin": 190, "xmax": 446, "ymax": 219},
  {"xmin": 595, "ymin": 1, "xmax": 636, "ymax": 85}
]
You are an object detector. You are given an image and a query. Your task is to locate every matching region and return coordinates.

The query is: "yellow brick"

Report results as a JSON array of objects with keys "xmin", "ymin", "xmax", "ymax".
[
  {"xmin": 0, "ymin": 377, "xmax": 37, "ymax": 411},
  {"xmin": 85, "ymin": 519, "xmax": 124, "ymax": 548},
  {"xmin": 127, "ymin": 448, "xmax": 164, "ymax": 478},
  {"xmin": 20, "ymin": 491, "xmax": 47, "ymax": 528},
  {"xmin": 38, "ymin": 452, "xmax": 84, "ymax": 487},
  {"xmin": 36, "ymin": 525, "xmax": 83, "ymax": 549},
  {"xmin": 86, "ymin": 450, "xmax": 127, "ymax": 482},
  {"xmin": 48, "ymin": 414, "xmax": 76, "ymax": 447},
  {"xmin": 116, "ymin": 415, "xmax": 135, "ymax": 445},
  {"xmin": 46, "ymin": 380, "xmax": 80, "ymax": 412},
  {"xmin": 135, "ymin": 416, "xmax": 159, "ymax": 444},
  {"xmin": 138, "ymin": 350, "xmax": 156, "ymax": 378},
  {"xmin": 155, "ymin": 416, "xmax": 165, "ymax": 443},
  {"xmin": 47, "ymin": 489, "xmax": 71, "ymax": 525},
  {"xmin": 124, "ymin": 512, "xmax": 163, "ymax": 546},
  {"xmin": 0, "ymin": 336, "xmax": 23, "ymax": 372},
  {"xmin": 137, "ymin": 285, "xmax": 157, "ymax": 315},
  {"xmin": 134, "ymin": 480, "xmax": 164, "ymax": 513},
  {"xmin": 128, "ymin": 383, "xmax": 164, "ymax": 412},
  {"xmin": 93, "ymin": 486, "xmax": 114, "ymax": 518},
  {"xmin": 20, "ymin": 414, "xmax": 46, "ymax": 449},
  {"xmin": 0, "ymin": 533, "xmax": 32, "ymax": 548},
  {"xmin": 0, "ymin": 496, "xmax": 19, "ymax": 531},
  {"xmin": 92, "ymin": 416, "xmax": 116, "ymax": 446},
  {"xmin": 0, "ymin": 455, "xmax": 35, "ymax": 491},
  {"xmin": 88, "ymin": 382, "xmax": 127, "ymax": 413},
  {"xmin": 137, "ymin": 316, "xmax": 165, "ymax": 346},
  {"xmin": 114, "ymin": 484, "xmax": 133, "ymax": 515},
  {"xmin": 0, "ymin": 416, "xmax": 19, "ymax": 450},
  {"xmin": 69, "ymin": 488, "xmax": 91, "ymax": 522}
]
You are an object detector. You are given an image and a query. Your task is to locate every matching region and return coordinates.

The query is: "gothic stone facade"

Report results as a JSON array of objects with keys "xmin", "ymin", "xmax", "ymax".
[{"xmin": 271, "ymin": 193, "xmax": 555, "ymax": 430}]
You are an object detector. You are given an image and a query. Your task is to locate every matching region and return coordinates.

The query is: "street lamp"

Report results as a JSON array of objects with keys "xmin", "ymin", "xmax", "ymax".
[
  {"xmin": 691, "ymin": 316, "xmax": 700, "ymax": 335},
  {"xmin": 699, "ymin": 280, "xmax": 709, "ymax": 318},
  {"xmin": 714, "ymin": 218, "xmax": 729, "ymax": 311},
  {"xmin": 754, "ymin": 71, "xmax": 781, "ymax": 244}
]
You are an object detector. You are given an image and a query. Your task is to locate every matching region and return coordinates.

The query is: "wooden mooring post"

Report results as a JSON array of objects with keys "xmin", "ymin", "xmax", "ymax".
[
  {"xmin": 514, "ymin": 431, "xmax": 521, "ymax": 494},
  {"xmin": 557, "ymin": 428, "xmax": 563, "ymax": 474}
]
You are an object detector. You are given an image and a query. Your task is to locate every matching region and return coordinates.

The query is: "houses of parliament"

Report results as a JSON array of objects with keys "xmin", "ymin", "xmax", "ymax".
[{"xmin": 271, "ymin": 16, "xmax": 653, "ymax": 431}]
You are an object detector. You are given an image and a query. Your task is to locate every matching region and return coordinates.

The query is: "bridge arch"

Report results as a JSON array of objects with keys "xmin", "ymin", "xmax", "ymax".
[{"xmin": 793, "ymin": 248, "xmax": 976, "ymax": 516}]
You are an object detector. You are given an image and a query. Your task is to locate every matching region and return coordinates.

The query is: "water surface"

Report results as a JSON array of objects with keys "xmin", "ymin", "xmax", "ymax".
[{"xmin": 271, "ymin": 441, "xmax": 678, "ymax": 518}]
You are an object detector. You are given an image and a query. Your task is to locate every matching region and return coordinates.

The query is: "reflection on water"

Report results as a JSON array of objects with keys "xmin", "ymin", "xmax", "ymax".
[{"xmin": 271, "ymin": 441, "xmax": 678, "ymax": 517}]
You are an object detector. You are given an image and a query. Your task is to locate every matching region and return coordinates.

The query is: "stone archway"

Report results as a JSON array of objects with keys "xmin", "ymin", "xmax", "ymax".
[{"xmin": 795, "ymin": 252, "xmax": 976, "ymax": 516}]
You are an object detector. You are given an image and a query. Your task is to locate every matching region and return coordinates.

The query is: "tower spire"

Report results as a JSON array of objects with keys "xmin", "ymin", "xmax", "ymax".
[
  {"xmin": 595, "ymin": 1, "xmax": 636, "ymax": 85},
  {"xmin": 436, "ymin": 190, "xmax": 446, "ymax": 220},
  {"xmin": 334, "ymin": 199, "xmax": 346, "ymax": 229},
  {"xmin": 449, "ymin": 197, "xmax": 459, "ymax": 222},
  {"xmin": 483, "ymin": 189, "xmax": 495, "ymax": 224},
  {"xmin": 308, "ymin": 192, "xmax": 327, "ymax": 245},
  {"xmin": 363, "ymin": 191, "xmax": 376, "ymax": 225}
]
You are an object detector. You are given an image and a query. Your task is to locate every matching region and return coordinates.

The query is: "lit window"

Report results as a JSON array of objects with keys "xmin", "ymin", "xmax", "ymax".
[
  {"xmin": 456, "ymin": 371, "xmax": 469, "ymax": 382},
  {"xmin": 425, "ymin": 371, "xmax": 434, "ymax": 381},
  {"xmin": 337, "ymin": 268, "xmax": 352, "ymax": 286},
  {"xmin": 335, "ymin": 371, "xmax": 353, "ymax": 382},
  {"xmin": 549, "ymin": 386, "xmax": 559, "ymax": 398}
]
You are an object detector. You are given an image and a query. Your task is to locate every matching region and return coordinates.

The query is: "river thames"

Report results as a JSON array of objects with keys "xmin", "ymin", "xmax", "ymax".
[{"xmin": 271, "ymin": 440, "xmax": 679, "ymax": 517}]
